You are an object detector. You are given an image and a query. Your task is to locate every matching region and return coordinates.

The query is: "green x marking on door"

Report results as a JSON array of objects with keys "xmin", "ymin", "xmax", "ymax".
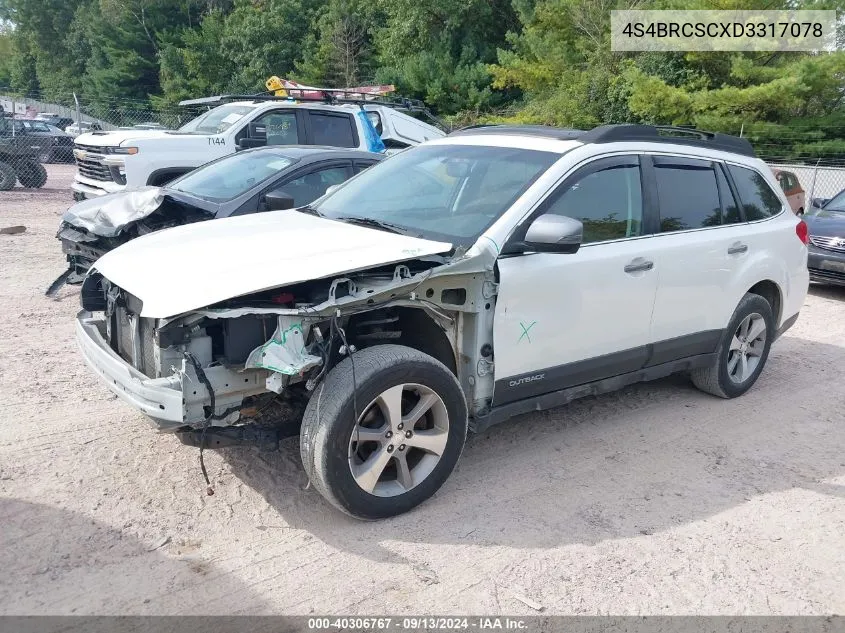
[{"xmin": 518, "ymin": 321, "xmax": 536, "ymax": 343}]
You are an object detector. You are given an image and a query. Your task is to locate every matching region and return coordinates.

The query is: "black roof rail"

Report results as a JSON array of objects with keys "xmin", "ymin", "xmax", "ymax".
[
  {"xmin": 178, "ymin": 91, "xmax": 449, "ymax": 132},
  {"xmin": 449, "ymin": 124, "xmax": 585, "ymax": 141},
  {"xmin": 448, "ymin": 123, "xmax": 755, "ymax": 157},
  {"xmin": 579, "ymin": 124, "xmax": 755, "ymax": 157}
]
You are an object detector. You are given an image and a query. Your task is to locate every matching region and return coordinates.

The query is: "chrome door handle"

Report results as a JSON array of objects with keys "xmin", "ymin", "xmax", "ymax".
[
  {"xmin": 728, "ymin": 243, "xmax": 748, "ymax": 255},
  {"xmin": 624, "ymin": 258, "xmax": 654, "ymax": 273}
]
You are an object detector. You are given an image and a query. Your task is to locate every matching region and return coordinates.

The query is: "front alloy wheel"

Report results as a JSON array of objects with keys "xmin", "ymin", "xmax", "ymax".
[
  {"xmin": 349, "ymin": 383, "xmax": 450, "ymax": 497},
  {"xmin": 300, "ymin": 345, "xmax": 467, "ymax": 519}
]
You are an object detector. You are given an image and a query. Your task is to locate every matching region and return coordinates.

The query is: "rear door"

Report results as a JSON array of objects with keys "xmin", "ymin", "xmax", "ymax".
[
  {"xmin": 646, "ymin": 155, "xmax": 750, "ymax": 357},
  {"xmin": 304, "ymin": 110, "xmax": 359, "ymax": 149}
]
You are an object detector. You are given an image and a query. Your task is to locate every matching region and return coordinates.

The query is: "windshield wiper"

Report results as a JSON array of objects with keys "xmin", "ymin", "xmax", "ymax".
[
  {"xmin": 297, "ymin": 204, "xmax": 323, "ymax": 217},
  {"xmin": 335, "ymin": 216, "xmax": 406, "ymax": 235}
]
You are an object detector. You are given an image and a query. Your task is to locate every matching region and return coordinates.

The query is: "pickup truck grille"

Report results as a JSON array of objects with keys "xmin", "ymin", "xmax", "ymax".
[
  {"xmin": 74, "ymin": 143, "xmax": 114, "ymax": 182},
  {"xmin": 54, "ymin": 136, "xmax": 73, "ymax": 147},
  {"xmin": 114, "ymin": 305, "xmax": 157, "ymax": 378},
  {"xmin": 809, "ymin": 235, "xmax": 845, "ymax": 253}
]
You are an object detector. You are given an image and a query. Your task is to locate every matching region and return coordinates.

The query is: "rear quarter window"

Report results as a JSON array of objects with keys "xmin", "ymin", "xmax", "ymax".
[{"xmin": 728, "ymin": 165, "xmax": 783, "ymax": 220}]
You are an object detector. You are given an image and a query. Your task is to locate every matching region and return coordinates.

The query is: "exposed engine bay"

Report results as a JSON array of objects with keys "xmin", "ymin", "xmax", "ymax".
[{"xmin": 76, "ymin": 250, "xmax": 497, "ymax": 444}]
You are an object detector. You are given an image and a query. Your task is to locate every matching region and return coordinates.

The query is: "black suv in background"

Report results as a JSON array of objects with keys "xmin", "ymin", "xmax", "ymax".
[{"xmin": 0, "ymin": 114, "xmax": 50, "ymax": 190}]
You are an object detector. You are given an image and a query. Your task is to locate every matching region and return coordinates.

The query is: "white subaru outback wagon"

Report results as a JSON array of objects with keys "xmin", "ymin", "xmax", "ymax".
[{"xmin": 74, "ymin": 124, "xmax": 810, "ymax": 519}]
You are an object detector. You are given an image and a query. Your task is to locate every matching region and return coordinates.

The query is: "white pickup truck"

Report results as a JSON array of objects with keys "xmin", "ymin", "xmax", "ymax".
[{"xmin": 71, "ymin": 100, "xmax": 443, "ymax": 199}]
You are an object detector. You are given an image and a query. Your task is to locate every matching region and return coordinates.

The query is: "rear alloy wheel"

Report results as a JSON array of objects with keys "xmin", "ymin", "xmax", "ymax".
[
  {"xmin": 0, "ymin": 161, "xmax": 16, "ymax": 191},
  {"xmin": 300, "ymin": 344, "xmax": 467, "ymax": 519},
  {"xmin": 15, "ymin": 161, "xmax": 48, "ymax": 188},
  {"xmin": 691, "ymin": 293, "xmax": 774, "ymax": 398}
]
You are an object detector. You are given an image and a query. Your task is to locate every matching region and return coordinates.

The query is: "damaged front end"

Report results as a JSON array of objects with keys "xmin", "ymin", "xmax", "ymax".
[
  {"xmin": 48, "ymin": 188, "xmax": 212, "ymax": 297},
  {"xmin": 75, "ymin": 241, "xmax": 499, "ymax": 441}
]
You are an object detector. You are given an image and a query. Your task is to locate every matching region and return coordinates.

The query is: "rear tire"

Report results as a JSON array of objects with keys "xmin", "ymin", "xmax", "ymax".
[
  {"xmin": 0, "ymin": 161, "xmax": 16, "ymax": 190},
  {"xmin": 15, "ymin": 161, "xmax": 47, "ymax": 188},
  {"xmin": 300, "ymin": 344, "xmax": 467, "ymax": 519},
  {"xmin": 691, "ymin": 293, "xmax": 774, "ymax": 398}
]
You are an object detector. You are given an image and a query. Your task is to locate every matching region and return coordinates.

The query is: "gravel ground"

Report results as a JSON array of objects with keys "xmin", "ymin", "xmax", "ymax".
[{"xmin": 1, "ymin": 164, "xmax": 844, "ymax": 616}]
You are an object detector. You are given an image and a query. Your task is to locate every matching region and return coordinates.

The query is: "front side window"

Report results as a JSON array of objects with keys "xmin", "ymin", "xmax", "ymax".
[
  {"xmin": 310, "ymin": 113, "xmax": 355, "ymax": 148},
  {"xmin": 312, "ymin": 144, "xmax": 557, "ymax": 245},
  {"xmin": 655, "ymin": 158, "xmax": 722, "ymax": 232},
  {"xmin": 178, "ymin": 104, "xmax": 257, "ymax": 135},
  {"xmin": 255, "ymin": 111, "xmax": 299, "ymax": 145},
  {"xmin": 543, "ymin": 161, "xmax": 643, "ymax": 243},
  {"xmin": 728, "ymin": 164, "xmax": 783, "ymax": 220},
  {"xmin": 278, "ymin": 165, "xmax": 351, "ymax": 207},
  {"xmin": 168, "ymin": 150, "xmax": 296, "ymax": 203}
]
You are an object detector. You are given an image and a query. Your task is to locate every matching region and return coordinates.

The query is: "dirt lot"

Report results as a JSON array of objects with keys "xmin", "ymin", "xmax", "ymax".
[{"xmin": 1, "ymin": 164, "xmax": 844, "ymax": 616}]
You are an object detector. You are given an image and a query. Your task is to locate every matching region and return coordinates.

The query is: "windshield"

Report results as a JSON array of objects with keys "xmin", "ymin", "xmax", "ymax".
[
  {"xmin": 821, "ymin": 190, "xmax": 845, "ymax": 213},
  {"xmin": 168, "ymin": 149, "xmax": 295, "ymax": 202},
  {"xmin": 178, "ymin": 104, "xmax": 256, "ymax": 135},
  {"xmin": 312, "ymin": 144, "xmax": 558, "ymax": 244},
  {"xmin": 23, "ymin": 121, "xmax": 51, "ymax": 132}
]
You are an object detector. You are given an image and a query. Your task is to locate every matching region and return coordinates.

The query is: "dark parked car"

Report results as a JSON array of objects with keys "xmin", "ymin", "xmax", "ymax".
[
  {"xmin": 47, "ymin": 146, "xmax": 383, "ymax": 295},
  {"xmin": 0, "ymin": 115, "xmax": 49, "ymax": 190},
  {"xmin": 20, "ymin": 119, "xmax": 75, "ymax": 162},
  {"xmin": 34, "ymin": 113, "xmax": 75, "ymax": 131},
  {"xmin": 805, "ymin": 190, "xmax": 845, "ymax": 286}
]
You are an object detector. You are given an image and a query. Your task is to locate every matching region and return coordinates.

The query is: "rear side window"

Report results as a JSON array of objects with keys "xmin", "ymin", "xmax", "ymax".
[
  {"xmin": 728, "ymin": 165, "xmax": 783, "ymax": 220},
  {"xmin": 310, "ymin": 113, "xmax": 356, "ymax": 148},
  {"xmin": 654, "ymin": 158, "xmax": 722, "ymax": 231}
]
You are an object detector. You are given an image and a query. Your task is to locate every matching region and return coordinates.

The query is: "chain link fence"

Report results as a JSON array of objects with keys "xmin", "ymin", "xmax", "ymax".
[{"xmin": 2, "ymin": 87, "xmax": 844, "ymax": 203}]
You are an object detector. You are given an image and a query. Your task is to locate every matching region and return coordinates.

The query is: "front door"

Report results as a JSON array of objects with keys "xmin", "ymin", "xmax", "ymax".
[{"xmin": 492, "ymin": 155, "xmax": 659, "ymax": 406}]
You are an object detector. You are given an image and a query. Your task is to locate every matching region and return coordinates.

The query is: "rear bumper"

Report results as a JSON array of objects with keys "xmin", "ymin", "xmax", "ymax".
[
  {"xmin": 808, "ymin": 247, "xmax": 845, "ymax": 286},
  {"xmin": 75, "ymin": 311, "xmax": 272, "ymax": 430}
]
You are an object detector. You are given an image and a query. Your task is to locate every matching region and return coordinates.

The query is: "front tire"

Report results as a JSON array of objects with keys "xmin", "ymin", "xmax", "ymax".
[
  {"xmin": 15, "ymin": 161, "xmax": 47, "ymax": 188},
  {"xmin": 691, "ymin": 293, "xmax": 774, "ymax": 398},
  {"xmin": 300, "ymin": 344, "xmax": 468, "ymax": 519}
]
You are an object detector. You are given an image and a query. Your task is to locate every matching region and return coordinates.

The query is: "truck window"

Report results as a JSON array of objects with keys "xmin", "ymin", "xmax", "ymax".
[
  {"xmin": 310, "ymin": 113, "xmax": 356, "ymax": 148},
  {"xmin": 254, "ymin": 111, "xmax": 300, "ymax": 145}
]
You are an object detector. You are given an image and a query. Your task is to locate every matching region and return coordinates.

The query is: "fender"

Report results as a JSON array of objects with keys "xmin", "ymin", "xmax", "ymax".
[{"xmin": 146, "ymin": 167, "xmax": 193, "ymax": 187}]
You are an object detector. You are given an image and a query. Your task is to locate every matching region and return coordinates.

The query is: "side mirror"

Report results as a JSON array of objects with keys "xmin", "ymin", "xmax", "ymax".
[
  {"xmin": 264, "ymin": 190, "xmax": 295, "ymax": 211},
  {"xmin": 523, "ymin": 215, "xmax": 583, "ymax": 254},
  {"xmin": 238, "ymin": 122, "xmax": 267, "ymax": 151},
  {"xmin": 238, "ymin": 137, "xmax": 265, "ymax": 150},
  {"xmin": 811, "ymin": 197, "xmax": 828, "ymax": 209}
]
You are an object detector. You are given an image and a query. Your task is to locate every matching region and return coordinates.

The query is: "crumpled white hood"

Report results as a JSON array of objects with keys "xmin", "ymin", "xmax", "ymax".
[
  {"xmin": 62, "ymin": 187, "xmax": 164, "ymax": 237},
  {"xmin": 93, "ymin": 211, "xmax": 453, "ymax": 318}
]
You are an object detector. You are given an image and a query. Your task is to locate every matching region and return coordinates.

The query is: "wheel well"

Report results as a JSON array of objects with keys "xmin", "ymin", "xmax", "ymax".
[
  {"xmin": 347, "ymin": 307, "xmax": 457, "ymax": 376},
  {"xmin": 748, "ymin": 280, "xmax": 782, "ymax": 324},
  {"xmin": 147, "ymin": 168, "xmax": 190, "ymax": 186}
]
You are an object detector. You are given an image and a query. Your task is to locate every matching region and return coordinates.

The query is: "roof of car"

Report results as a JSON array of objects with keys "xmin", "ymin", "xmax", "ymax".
[
  {"xmin": 240, "ymin": 145, "xmax": 384, "ymax": 161},
  {"xmin": 449, "ymin": 123, "xmax": 755, "ymax": 157}
]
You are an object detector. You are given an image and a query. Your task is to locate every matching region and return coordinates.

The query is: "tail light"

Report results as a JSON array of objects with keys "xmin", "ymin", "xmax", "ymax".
[{"xmin": 796, "ymin": 219, "xmax": 809, "ymax": 245}]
